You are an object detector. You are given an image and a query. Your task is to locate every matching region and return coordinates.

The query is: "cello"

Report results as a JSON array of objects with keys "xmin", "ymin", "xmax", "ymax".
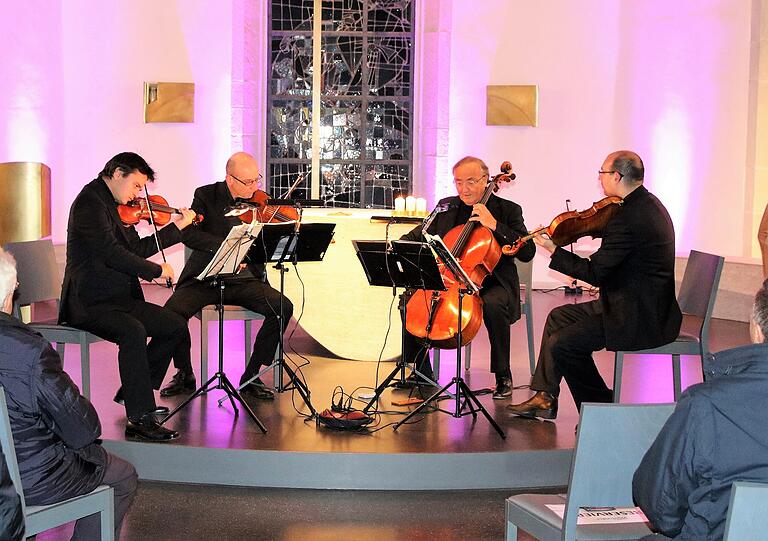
[{"xmin": 404, "ymin": 162, "xmax": 516, "ymax": 349}]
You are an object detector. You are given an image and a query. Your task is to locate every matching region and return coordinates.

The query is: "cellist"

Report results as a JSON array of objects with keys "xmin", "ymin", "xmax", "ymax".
[{"xmin": 400, "ymin": 156, "xmax": 534, "ymax": 399}]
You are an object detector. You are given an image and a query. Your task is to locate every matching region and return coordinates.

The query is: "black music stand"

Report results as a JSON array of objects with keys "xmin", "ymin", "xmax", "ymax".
[
  {"xmin": 161, "ymin": 222, "xmax": 267, "ymax": 432},
  {"xmin": 392, "ymin": 233, "xmax": 507, "ymax": 439},
  {"xmin": 353, "ymin": 240, "xmax": 446, "ymax": 414},
  {"xmin": 230, "ymin": 222, "xmax": 335, "ymax": 417}
]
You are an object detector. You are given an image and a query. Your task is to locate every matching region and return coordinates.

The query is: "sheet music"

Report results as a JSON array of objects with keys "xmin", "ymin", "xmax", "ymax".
[
  {"xmin": 423, "ymin": 233, "xmax": 480, "ymax": 294},
  {"xmin": 196, "ymin": 222, "xmax": 260, "ymax": 281}
]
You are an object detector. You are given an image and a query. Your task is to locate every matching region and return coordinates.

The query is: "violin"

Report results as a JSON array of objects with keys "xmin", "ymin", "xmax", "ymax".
[
  {"xmin": 501, "ymin": 196, "xmax": 623, "ymax": 256},
  {"xmin": 117, "ymin": 194, "xmax": 204, "ymax": 227},
  {"xmin": 235, "ymin": 189, "xmax": 300, "ymax": 224}
]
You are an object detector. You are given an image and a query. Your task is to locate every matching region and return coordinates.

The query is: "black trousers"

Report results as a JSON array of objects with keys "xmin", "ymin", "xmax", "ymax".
[
  {"xmin": 529, "ymin": 300, "xmax": 613, "ymax": 409},
  {"xmin": 27, "ymin": 452, "xmax": 138, "ymax": 541},
  {"xmin": 401, "ymin": 281, "xmax": 514, "ymax": 379},
  {"xmin": 74, "ymin": 301, "xmax": 188, "ymax": 419},
  {"xmin": 165, "ymin": 277, "xmax": 293, "ymax": 384}
]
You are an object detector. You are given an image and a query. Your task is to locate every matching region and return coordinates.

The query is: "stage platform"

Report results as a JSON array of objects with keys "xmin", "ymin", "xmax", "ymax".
[{"xmin": 50, "ymin": 288, "xmax": 749, "ymax": 492}]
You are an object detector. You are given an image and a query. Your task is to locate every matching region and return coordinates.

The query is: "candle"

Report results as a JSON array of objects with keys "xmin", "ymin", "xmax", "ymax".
[
  {"xmin": 405, "ymin": 196, "xmax": 416, "ymax": 216},
  {"xmin": 416, "ymin": 197, "xmax": 427, "ymax": 216},
  {"xmin": 394, "ymin": 196, "xmax": 405, "ymax": 216}
]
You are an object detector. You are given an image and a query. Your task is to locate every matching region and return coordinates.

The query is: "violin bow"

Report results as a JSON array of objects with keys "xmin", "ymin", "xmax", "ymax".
[{"xmin": 143, "ymin": 185, "xmax": 174, "ymax": 289}]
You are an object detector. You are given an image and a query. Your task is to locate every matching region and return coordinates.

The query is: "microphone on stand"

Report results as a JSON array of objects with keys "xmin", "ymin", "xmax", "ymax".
[{"xmin": 564, "ymin": 198, "xmax": 582, "ymax": 296}]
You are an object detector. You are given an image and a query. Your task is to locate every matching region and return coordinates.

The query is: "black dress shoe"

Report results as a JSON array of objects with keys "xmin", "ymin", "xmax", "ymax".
[
  {"xmin": 160, "ymin": 369, "xmax": 196, "ymax": 397},
  {"xmin": 492, "ymin": 377, "xmax": 513, "ymax": 400},
  {"xmin": 506, "ymin": 391, "xmax": 558, "ymax": 419},
  {"xmin": 113, "ymin": 388, "xmax": 170, "ymax": 415},
  {"xmin": 125, "ymin": 413, "xmax": 180, "ymax": 442},
  {"xmin": 241, "ymin": 379, "xmax": 275, "ymax": 400}
]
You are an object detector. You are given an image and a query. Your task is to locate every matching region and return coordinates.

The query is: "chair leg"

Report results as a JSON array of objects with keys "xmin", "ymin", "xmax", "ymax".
[
  {"xmin": 613, "ymin": 352, "xmax": 623, "ymax": 403},
  {"xmin": 200, "ymin": 313, "xmax": 209, "ymax": 381},
  {"xmin": 525, "ymin": 313, "xmax": 536, "ymax": 375},
  {"xmin": 433, "ymin": 349, "xmax": 440, "ymax": 380},
  {"xmin": 80, "ymin": 338, "xmax": 90, "ymax": 400},
  {"xmin": 244, "ymin": 320, "xmax": 252, "ymax": 370},
  {"xmin": 672, "ymin": 354, "xmax": 682, "ymax": 401},
  {"xmin": 100, "ymin": 487, "xmax": 116, "ymax": 541},
  {"xmin": 464, "ymin": 342, "xmax": 472, "ymax": 371}
]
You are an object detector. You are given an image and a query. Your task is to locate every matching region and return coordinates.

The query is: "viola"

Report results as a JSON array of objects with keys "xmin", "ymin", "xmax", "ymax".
[
  {"xmin": 236, "ymin": 189, "xmax": 300, "ymax": 224},
  {"xmin": 404, "ymin": 161, "xmax": 516, "ymax": 349},
  {"xmin": 501, "ymin": 196, "xmax": 623, "ymax": 256},
  {"xmin": 117, "ymin": 195, "xmax": 203, "ymax": 227}
]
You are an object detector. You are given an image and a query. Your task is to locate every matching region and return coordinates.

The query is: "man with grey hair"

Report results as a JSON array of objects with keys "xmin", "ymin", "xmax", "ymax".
[
  {"xmin": 400, "ymin": 155, "xmax": 535, "ymax": 398},
  {"xmin": 633, "ymin": 280, "xmax": 768, "ymax": 540},
  {"xmin": 0, "ymin": 247, "xmax": 137, "ymax": 540}
]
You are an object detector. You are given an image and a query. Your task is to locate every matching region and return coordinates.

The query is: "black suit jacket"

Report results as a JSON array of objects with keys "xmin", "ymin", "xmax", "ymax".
[
  {"xmin": 401, "ymin": 194, "xmax": 535, "ymax": 320},
  {"xmin": 59, "ymin": 178, "xmax": 182, "ymax": 325},
  {"xmin": 176, "ymin": 181, "xmax": 265, "ymax": 288},
  {"xmin": 549, "ymin": 185, "xmax": 682, "ymax": 351}
]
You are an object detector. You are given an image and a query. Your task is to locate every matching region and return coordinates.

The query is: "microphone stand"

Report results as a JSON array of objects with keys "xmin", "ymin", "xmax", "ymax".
[{"xmin": 563, "ymin": 198, "xmax": 582, "ymax": 296}]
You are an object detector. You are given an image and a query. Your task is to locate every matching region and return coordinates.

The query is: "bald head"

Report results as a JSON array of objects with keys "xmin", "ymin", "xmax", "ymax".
[
  {"xmin": 224, "ymin": 152, "xmax": 261, "ymax": 199},
  {"xmin": 606, "ymin": 150, "xmax": 644, "ymax": 184}
]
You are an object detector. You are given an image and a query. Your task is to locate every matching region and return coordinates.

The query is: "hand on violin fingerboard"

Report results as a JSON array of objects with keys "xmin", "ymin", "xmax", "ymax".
[
  {"xmin": 532, "ymin": 228, "xmax": 557, "ymax": 254},
  {"xmin": 172, "ymin": 208, "xmax": 197, "ymax": 230},
  {"xmin": 469, "ymin": 204, "xmax": 497, "ymax": 231}
]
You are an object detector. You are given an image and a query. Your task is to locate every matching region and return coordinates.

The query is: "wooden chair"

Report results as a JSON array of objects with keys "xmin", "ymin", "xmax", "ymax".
[
  {"xmin": 3, "ymin": 239, "xmax": 103, "ymax": 399},
  {"xmin": 613, "ymin": 250, "xmax": 724, "ymax": 403},
  {"xmin": 433, "ymin": 257, "xmax": 536, "ymax": 379},
  {"xmin": 506, "ymin": 402, "xmax": 675, "ymax": 541},
  {"xmin": 0, "ymin": 388, "xmax": 114, "ymax": 539}
]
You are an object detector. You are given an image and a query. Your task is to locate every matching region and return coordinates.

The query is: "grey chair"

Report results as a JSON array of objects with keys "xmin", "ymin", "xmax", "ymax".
[
  {"xmin": 184, "ymin": 248, "xmax": 266, "ymax": 380},
  {"xmin": 723, "ymin": 481, "xmax": 768, "ymax": 541},
  {"xmin": 613, "ymin": 250, "xmax": 724, "ymax": 403},
  {"xmin": 433, "ymin": 257, "xmax": 536, "ymax": 379},
  {"xmin": 506, "ymin": 402, "xmax": 675, "ymax": 541},
  {"xmin": 0, "ymin": 388, "xmax": 114, "ymax": 539},
  {"xmin": 3, "ymin": 239, "xmax": 103, "ymax": 399}
]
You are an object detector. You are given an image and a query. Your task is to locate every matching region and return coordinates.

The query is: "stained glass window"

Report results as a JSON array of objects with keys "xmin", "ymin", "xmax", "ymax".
[{"xmin": 268, "ymin": 0, "xmax": 413, "ymax": 207}]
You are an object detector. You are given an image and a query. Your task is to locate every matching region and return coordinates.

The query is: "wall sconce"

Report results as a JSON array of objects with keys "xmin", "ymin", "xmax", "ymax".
[{"xmin": 144, "ymin": 82, "xmax": 195, "ymax": 123}]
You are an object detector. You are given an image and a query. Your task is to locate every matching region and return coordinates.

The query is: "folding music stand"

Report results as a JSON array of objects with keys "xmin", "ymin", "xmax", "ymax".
[
  {"xmin": 393, "ymin": 233, "xmax": 507, "ymax": 439},
  {"xmin": 161, "ymin": 222, "xmax": 267, "ymax": 432},
  {"xmin": 230, "ymin": 222, "xmax": 336, "ymax": 417},
  {"xmin": 353, "ymin": 240, "xmax": 447, "ymax": 414}
]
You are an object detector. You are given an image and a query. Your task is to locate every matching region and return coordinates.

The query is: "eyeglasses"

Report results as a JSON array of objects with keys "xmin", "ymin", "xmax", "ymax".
[
  {"xmin": 598, "ymin": 170, "xmax": 624, "ymax": 179},
  {"xmin": 454, "ymin": 174, "xmax": 487, "ymax": 188},
  {"xmin": 230, "ymin": 173, "xmax": 263, "ymax": 187}
]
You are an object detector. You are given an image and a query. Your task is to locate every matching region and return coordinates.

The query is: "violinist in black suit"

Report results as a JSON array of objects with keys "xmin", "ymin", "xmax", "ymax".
[
  {"xmin": 508, "ymin": 150, "xmax": 682, "ymax": 420},
  {"xmin": 400, "ymin": 156, "xmax": 535, "ymax": 398},
  {"xmin": 59, "ymin": 152, "xmax": 196, "ymax": 441},
  {"xmin": 161, "ymin": 152, "xmax": 292, "ymax": 400}
]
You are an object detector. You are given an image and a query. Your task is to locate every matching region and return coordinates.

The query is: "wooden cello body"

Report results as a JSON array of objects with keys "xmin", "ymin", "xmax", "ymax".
[{"xmin": 404, "ymin": 163, "xmax": 515, "ymax": 349}]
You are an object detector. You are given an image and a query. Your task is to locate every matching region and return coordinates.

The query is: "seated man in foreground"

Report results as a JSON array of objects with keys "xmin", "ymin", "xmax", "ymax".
[
  {"xmin": 0, "ymin": 247, "xmax": 137, "ymax": 540},
  {"xmin": 633, "ymin": 279, "xmax": 768, "ymax": 540}
]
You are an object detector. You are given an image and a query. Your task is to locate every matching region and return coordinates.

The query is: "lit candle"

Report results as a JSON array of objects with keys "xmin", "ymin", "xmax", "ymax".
[
  {"xmin": 416, "ymin": 197, "xmax": 427, "ymax": 216},
  {"xmin": 394, "ymin": 196, "xmax": 405, "ymax": 215},
  {"xmin": 405, "ymin": 195, "xmax": 416, "ymax": 216}
]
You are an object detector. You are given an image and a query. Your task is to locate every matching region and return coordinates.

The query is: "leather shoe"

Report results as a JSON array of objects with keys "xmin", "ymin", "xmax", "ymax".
[
  {"xmin": 241, "ymin": 379, "xmax": 275, "ymax": 400},
  {"xmin": 113, "ymin": 388, "xmax": 170, "ymax": 415},
  {"xmin": 160, "ymin": 369, "xmax": 196, "ymax": 397},
  {"xmin": 492, "ymin": 377, "xmax": 513, "ymax": 399},
  {"xmin": 506, "ymin": 391, "xmax": 558, "ymax": 419},
  {"xmin": 125, "ymin": 413, "xmax": 180, "ymax": 442}
]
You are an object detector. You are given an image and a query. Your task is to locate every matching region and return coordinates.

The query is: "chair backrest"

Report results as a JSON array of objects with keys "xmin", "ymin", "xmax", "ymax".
[
  {"xmin": 678, "ymin": 250, "xmax": 724, "ymax": 319},
  {"xmin": 723, "ymin": 481, "xmax": 768, "ymax": 540},
  {"xmin": 0, "ymin": 388, "xmax": 26, "ymax": 514},
  {"xmin": 3, "ymin": 239, "xmax": 61, "ymax": 308},
  {"xmin": 562, "ymin": 403, "xmax": 675, "ymax": 540},
  {"xmin": 514, "ymin": 257, "xmax": 533, "ymax": 306}
]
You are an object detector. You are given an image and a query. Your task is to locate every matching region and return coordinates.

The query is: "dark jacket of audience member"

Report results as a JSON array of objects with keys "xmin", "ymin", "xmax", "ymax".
[
  {"xmin": 0, "ymin": 312, "xmax": 107, "ymax": 503},
  {"xmin": 633, "ymin": 343, "xmax": 768, "ymax": 540},
  {"xmin": 0, "ymin": 447, "xmax": 23, "ymax": 541}
]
